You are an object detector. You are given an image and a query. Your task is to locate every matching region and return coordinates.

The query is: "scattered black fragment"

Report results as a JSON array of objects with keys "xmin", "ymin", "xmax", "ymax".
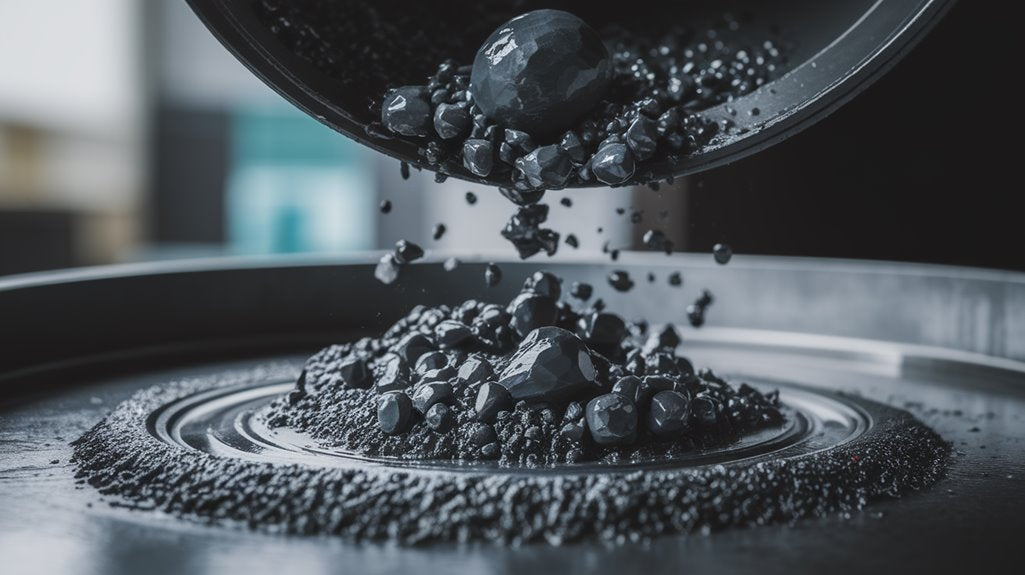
[
  {"xmin": 374, "ymin": 253, "xmax": 401, "ymax": 285},
  {"xmin": 463, "ymin": 140, "xmax": 494, "ymax": 177},
  {"xmin": 570, "ymin": 281, "xmax": 593, "ymax": 301},
  {"xmin": 506, "ymin": 292, "xmax": 558, "ymax": 339},
  {"xmin": 379, "ymin": 200, "xmax": 392, "ymax": 214},
  {"xmin": 687, "ymin": 290, "xmax": 715, "ymax": 328},
  {"xmin": 465, "ymin": 191, "xmax": 478, "ymax": 205},
  {"xmin": 668, "ymin": 272, "xmax": 683, "ymax": 287},
  {"xmin": 713, "ymin": 243, "xmax": 733, "ymax": 264},
  {"xmin": 475, "ymin": 381, "xmax": 513, "ymax": 422},
  {"xmin": 643, "ymin": 229, "xmax": 674, "ymax": 255},
  {"xmin": 400, "ymin": 162, "xmax": 410, "ymax": 180},
  {"xmin": 484, "ymin": 263, "xmax": 502, "ymax": 287},
  {"xmin": 523, "ymin": 271, "xmax": 562, "ymax": 300},
  {"xmin": 565, "ymin": 234, "xmax": 579, "ymax": 249},
  {"xmin": 501, "ymin": 204, "xmax": 559, "ymax": 259},
  {"xmin": 433, "ymin": 103, "xmax": 472, "ymax": 140},
  {"xmin": 591, "ymin": 142, "xmax": 636, "ymax": 185},
  {"xmin": 647, "ymin": 390, "xmax": 691, "ymax": 436},
  {"xmin": 394, "ymin": 240, "xmax": 424, "ymax": 264},
  {"xmin": 586, "ymin": 393, "xmax": 637, "ymax": 445},
  {"xmin": 432, "ymin": 223, "xmax": 447, "ymax": 241},
  {"xmin": 625, "ymin": 115, "xmax": 658, "ymax": 161},
  {"xmin": 377, "ymin": 392, "xmax": 414, "ymax": 435},
  {"xmin": 560, "ymin": 197, "xmax": 572, "ymax": 207},
  {"xmin": 499, "ymin": 327, "xmax": 597, "ymax": 404},
  {"xmin": 381, "ymin": 86, "xmax": 432, "ymax": 137},
  {"xmin": 608, "ymin": 271, "xmax": 635, "ymax": 292},
  {"xmin": 517, "ymin": 145, "xmax": 573, "ymax": 189},
  {"xmin": 425, "ymin": 403, "xmax": 456, "ymax": 433}
]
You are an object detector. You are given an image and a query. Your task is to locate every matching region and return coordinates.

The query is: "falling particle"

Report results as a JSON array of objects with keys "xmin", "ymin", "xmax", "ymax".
[
  {"xmin": 647, "ymin": 272, "xmax": 656, "ymax": 283},
  {"xmin": 597, "ymin": 227, "xmax": 604, "ymax": 234},
  {"xmin": 642, "ymin": 229, "xmax": 674, "ymax": 255},
  {"xmin": 608, "ymin": 271, "xmax": 634, "ymax": 292},
  {"xmin": 432, "ymin": 223, "xmax": 447, "ymax": 241},
  {"xmin": 610, "ymin": 249, "xmax": 620, "ymax": 261},
  {"xmin": 565, "ymin": 234, "xmax": 580, "ymax": 249},
  {"xmin": 443, "ymin": 258, "xmax": 460, "ymax": 271},
  {"xmin": 713, "ymin": 243, "xmax": 733, "ymax": 264},
  {"xmin": 484, "ymin": 262, "xmax": 502, "ymax": 287},
  {"xmin": 570, "ymin": 281, "xmax": 593, "ymax": 301},
  {"xmin": 394, "ymin": 240, "xmax": 425, "ymax": 264},
  {"xmin": 466, "ymin": 191, "xmax": 478, "ymax": 205},
  {"xmin": 616, "ymin": 207, "xmax": 626, "ymax": 215},
  {"xmin": 379, "ymin": 200, "xmax": 393, "ymax": 214},
  {"xmin": 668, "ymin": 272, "xmax": 683, "ymax": 287},
  {"xmin": 400, "ymin": 162, "xmax": 410, "ymax": 180},
  {"xmin": 375, "ymin": 253, "xmax": 401, "ymax": 285},
  {"xmin": 560, "ymin": 197, "xmax": 573, "ymax": 207},
  {"xmin": 434, "ymin": 173, "xmax": 448, "ymax": 184},
  {"xmin": 687, "ymin": 289, "xmax": 715, "ymax": 327}
]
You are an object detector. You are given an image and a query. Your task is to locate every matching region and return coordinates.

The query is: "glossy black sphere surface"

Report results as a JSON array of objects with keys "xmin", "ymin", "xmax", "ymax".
[{"xmin": 470, "ymin": 10, "xmax": 611, "ymax": 138}]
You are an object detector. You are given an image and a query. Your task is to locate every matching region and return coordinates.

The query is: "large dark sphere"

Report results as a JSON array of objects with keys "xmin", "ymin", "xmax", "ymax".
[{"xmin": 471, "ymin": 10, "xmax": 611, "ymax": 139}]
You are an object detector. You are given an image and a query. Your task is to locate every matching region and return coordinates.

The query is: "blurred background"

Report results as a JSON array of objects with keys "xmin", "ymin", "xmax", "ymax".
[{"xmin": 0, "ymin": 1, "xmax": 1021, "ymax": 276}]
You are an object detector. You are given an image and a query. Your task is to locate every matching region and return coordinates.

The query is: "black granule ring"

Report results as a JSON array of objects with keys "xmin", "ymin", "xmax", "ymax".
[{"xmin": 72, "ymin": 364, "xmax": 949, "ymax": 545}]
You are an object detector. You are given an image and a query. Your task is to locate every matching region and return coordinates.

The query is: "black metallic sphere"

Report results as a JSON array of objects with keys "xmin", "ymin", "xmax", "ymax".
[{"xmin": 471, "ymin": 10, "xmax": 611, "ymax": 138}]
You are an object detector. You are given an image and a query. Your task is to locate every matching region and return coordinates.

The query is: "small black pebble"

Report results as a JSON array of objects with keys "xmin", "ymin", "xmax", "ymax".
[
  {"xmin": 586, "ymin": 393, "xmax": 638, "ymax": 446},
  {"xmin": 425, "ymin": 403, "xmax": 456, "ymax": 433},
  {"xmin": 379, "ymin": 200, "xmax": 392, "ymax": 214},
  {"xmin": 394, "ymin": 240, "xmax": 425, "ymax": 264},
  {"xmin": 570, "ymin": 281, "xmax": 593, "ymax": 301},
  {"xmin": 432, "ymin": 223, "xmax": 447, "ymax": 241},
  {"xmin": 475, "ymin": 382, "xmax": 513, "ymax": 422},
  {"xmin": 565, "ymin": 234, "xmax": 580, "ymax": 249},
  {"xmin": 400, "ymin": 162, "xmax": 410, "ymax": 180},
  {"xmin": 375, "ymin": 253, "xmax": 401, "ymax": 285},
  {"xmin": 560, "ymin": 197, "xmax": 573, "ymax": 207},
  {"xmin": 377, "ymin": 392, "xmax": 414, "ymax": 435},
  {"xmin": 608, "ymin": 271, "xmax": 635, "ymax": 292},
  {"xmin": 433, "ymin": 103, "xmax": 472, "ymax": 140},
  {"xmin": 466, "ymin": 191, "xmax": 478, "ymax": 205},
  {"xmin": 668, "ymin": 272, "xmax": 683, "ymax": 287},
  {"xmin": 381, "ymin": 86, "xmax": 432, "ymax": 137},
  {"xmin": 484, "ymin": 263, "xmax": 502, "ymax": 287},
  {"xmin": 713, "ymin": 243, "xmax": 733, "ymax": 264}
]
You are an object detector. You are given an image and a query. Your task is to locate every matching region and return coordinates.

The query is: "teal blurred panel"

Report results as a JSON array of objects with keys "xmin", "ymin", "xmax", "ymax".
[{"xmin": 226, "ymin": 106, "xmax": 375, "ymax": 254}]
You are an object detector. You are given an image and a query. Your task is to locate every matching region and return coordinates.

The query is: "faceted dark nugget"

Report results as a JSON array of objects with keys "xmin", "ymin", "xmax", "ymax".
[{"xmin": 471, "ymin": 9, "xmax": 611, "ymax": 138}]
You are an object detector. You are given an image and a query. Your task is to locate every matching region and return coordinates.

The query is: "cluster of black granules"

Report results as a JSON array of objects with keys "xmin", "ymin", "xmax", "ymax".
[
  {"xmin": 266, "ymin": 271, "xmax": 782, "ymax": 465},
  {"xmin": 374, "ymin": 10, "xmax": 787, "ymax": 191},
  {"xmin": 71, "ymin": 364, "xmax": 950, "ymax": 545}
]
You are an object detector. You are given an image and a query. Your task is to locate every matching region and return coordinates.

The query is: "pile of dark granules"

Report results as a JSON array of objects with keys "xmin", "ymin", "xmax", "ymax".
[
  {"xmin": 72, "ymin": 363, "xmax": 950, "ymax": 545},
  {"xmin": 266, "ymin": 271, "xmax": 782, "ymax": 465},
  {"xmin": 373, "ymin": 10, "xmax": 787, "ymax": 190}
]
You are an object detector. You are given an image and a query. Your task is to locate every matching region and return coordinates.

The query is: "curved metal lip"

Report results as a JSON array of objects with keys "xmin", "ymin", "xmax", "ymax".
[
  {"xmin": 3, "ymin": 252, "xmax": 1020, "ymax": 293},
  {"xmin": 185, "ymin": 0, "xmax": 954, "ymax": 187},
  {"xmin": 149, "ymin": 374, "xmax": 872, "ymax": 477}
]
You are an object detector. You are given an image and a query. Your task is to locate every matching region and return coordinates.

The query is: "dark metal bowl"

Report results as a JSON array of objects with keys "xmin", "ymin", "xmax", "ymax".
[{"xmin": 184, "ymin": 0, "xmax": 953, "ymax": 186}]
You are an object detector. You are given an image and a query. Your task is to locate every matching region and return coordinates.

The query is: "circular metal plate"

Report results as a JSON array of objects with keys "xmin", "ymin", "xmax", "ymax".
[{"xmin": 1, "ymin": 257, "xmax": 1023, "ymax": 573}]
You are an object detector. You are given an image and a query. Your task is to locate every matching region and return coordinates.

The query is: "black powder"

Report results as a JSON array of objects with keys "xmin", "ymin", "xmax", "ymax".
[{"xmin": 72, "ymin": 363, "xmax": 949, "ymax": 545}]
